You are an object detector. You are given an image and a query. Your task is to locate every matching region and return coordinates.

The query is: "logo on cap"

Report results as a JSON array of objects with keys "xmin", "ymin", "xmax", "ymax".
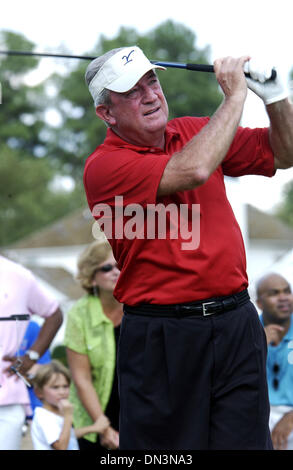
[{"xmin": 122, "ymin": 49, "xmax": 135, "ymax": 66}]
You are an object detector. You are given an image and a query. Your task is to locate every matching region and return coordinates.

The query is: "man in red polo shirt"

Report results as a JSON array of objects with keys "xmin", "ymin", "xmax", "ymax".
[{"xmin": 83, "ymin": 46, "xmax": 293, "ymax": 450}]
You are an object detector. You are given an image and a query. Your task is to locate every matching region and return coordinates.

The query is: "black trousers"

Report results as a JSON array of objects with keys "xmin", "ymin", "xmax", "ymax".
[{"xmin": 118, "ymin": 301, "xmax": 273, "ymax": 450}]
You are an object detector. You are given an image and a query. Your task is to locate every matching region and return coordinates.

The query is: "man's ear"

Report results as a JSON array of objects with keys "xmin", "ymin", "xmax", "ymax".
[{"xmin": 95, "ymin": 104, "xmax": 116, "ymax": 126}]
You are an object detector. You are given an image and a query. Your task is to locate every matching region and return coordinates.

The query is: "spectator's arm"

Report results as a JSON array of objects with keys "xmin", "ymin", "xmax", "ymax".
[
  {"xmin": 271, "ymin": 411, "xmax": 293, "ymax": 450},
  {"xmin": 29, "ymin": 308, "xmax": 63, "ymax": 358},
  {"xmin": 66, "ymin": 347, "xmax": 104, "ymax": 420}
]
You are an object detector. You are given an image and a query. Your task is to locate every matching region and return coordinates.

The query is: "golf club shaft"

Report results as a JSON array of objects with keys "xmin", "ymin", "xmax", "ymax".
[
  {"xmin": 0, "ymin": 50, "xmax": 277, "ymax": 80},
  {"xmin": 0, "ymin": 50, "xmax": 96, "ymax": 60}
]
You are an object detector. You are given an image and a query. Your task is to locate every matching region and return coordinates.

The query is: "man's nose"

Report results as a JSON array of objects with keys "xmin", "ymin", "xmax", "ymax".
[
  {"xmin": 142, "ymin": 86, "xmax": 157, "ymax": 102},
  {"xmin": 279, "ymin": 292, "xmax": 290, "ymax": 301}
]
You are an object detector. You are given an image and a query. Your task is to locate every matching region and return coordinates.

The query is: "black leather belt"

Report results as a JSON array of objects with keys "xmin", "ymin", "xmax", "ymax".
[{"xmin": 124, "ymin": 289, "xmax": 250, "ymax": 318}]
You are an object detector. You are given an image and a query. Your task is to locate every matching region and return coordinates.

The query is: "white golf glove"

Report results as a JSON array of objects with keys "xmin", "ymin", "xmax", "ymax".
[{"xmin": 244, "ymin": 59, "xmax": 289, "ymax": 105}]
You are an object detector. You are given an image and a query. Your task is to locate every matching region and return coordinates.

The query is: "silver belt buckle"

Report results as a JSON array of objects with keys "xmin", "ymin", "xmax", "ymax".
[{"xmin": 202, "ymin": 301, "xmax": 216, "ymax": 316}]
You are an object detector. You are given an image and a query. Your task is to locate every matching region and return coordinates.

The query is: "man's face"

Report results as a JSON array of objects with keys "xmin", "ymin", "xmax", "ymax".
[
  {"xmin": 257, "ymin": 274, "xmax": 293, "ymax": 324},
  {"xmin": 96, "ymin": 71, "xmax": 169, "ymax": 148}
]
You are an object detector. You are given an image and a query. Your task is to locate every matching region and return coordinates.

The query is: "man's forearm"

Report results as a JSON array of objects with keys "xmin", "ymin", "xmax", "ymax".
[
  {"xmin": 267, "ymin": 98, "xmax": 293, "ymax": 169},
  {"xmin": 181, "ymin": 95, "xmax": 245, "ymax": 181},
  {"xmin": 31, "ymin": 308, "xmax": 63, "ymax": 356},
  {"xmin": 158, "ymin": 95, "xmax": 245, "ymax": 195}
]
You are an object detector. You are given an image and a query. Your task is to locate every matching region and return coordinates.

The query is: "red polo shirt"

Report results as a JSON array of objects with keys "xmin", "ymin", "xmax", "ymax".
[{"xmin": 84, "ymin": 116, "xmax": 275, "ymax": 305}]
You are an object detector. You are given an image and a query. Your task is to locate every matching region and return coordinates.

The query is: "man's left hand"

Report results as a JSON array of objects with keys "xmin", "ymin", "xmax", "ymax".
[
  {"xmin": 244, "ymin": 59, "xmax": 289, "ymax": 105},
  {"xmin": 271, "ymin": 411, "xmax": 293, "ymax": 450}
]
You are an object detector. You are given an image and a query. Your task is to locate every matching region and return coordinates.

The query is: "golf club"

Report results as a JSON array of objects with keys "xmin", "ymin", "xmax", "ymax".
[{"xmin": 0, "ymin": 49, "xmax": 277, "ymax": 80}]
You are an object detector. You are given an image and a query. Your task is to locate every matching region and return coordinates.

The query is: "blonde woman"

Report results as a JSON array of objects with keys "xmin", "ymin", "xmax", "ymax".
[{"xmin": 64, "ymin": 241, "xmax": 122, "ymax": 450}]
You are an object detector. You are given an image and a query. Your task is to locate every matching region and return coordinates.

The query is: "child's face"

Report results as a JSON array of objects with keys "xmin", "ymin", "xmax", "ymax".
[{"xmin": 40, "ymin": 373, "xmax": 70, "ymax": 409}]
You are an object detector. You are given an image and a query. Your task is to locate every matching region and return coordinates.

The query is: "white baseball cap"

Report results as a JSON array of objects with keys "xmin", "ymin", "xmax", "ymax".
[{"xmin": 89, "ymin": 46, "xmax": 166, "ymax": 106}]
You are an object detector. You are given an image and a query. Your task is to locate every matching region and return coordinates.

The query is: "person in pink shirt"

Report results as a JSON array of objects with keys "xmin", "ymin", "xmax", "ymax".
[{"xmin": 0, "ymin": 255, "xmax": 63, "ymax": 450}]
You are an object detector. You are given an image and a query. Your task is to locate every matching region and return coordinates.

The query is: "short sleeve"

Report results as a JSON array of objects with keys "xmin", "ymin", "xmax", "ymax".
[
  {"xmin": 26, "ymin": 273, "xmax": 59, "ymax": 318},
  {"xmin": 84, "ymin": 148, "xmax": 171, "ymax": 210},
  {"xmin": 38, "ymin": 413, "xmax": 61, "ymax": 446},
  {"xmin": 63, "ymin": 302, "xmax": 87, "ymax": 354},
  {"xmin": 222, "ymin": 126, "xmax": 276, "ymax": 177},
  {"xmin": 32, "ymin": 408, "xmax": 63, "ymax": 449}
]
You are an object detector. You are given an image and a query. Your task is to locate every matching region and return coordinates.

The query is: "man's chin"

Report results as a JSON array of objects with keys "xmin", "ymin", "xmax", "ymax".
[
  {"xmin": 276, "ymin": 310, "xmax": 292, "ymax": 321},
  {"xmin": 145, "ymin": 114, "xmax": 168, "ymax": 131}
]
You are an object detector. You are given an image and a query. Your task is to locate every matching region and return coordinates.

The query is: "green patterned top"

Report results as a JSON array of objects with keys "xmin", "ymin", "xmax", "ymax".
[{"xmin": 64, "ymin": 295, "xmax": 116, "ymax": 442}]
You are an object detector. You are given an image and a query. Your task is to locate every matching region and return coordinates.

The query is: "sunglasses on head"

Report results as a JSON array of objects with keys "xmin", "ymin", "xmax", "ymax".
[
  {"xmin": 272, "ymin": 363, "xmax": 280, "ymax": 390},
  {"xmin": 96, "ymin": 263, "xmax": 118, "ymax": 273}
]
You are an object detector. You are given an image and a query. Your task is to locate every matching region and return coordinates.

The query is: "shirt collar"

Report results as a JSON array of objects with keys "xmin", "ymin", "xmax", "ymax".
[
  {"xmin": 88, "ymin": 295, "xmax": 112, "ymax": 327},
  {"xmin": 103, "ymin": 123, "xmax": 180, "ymax": 154}
]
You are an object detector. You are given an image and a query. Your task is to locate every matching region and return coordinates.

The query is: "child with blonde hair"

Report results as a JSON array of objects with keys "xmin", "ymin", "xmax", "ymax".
[{"xmin": 31, "ymin": 360, "xmax": 110, "ymax": 450}]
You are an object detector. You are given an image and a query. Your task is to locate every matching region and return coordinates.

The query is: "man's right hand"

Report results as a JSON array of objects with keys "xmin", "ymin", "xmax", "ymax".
[
  {"xmin": 213, "ymin": 55, "xmax": 250, "ymax": 103},
  {"xmin": 264, "ymin": 324, "xmax": 285, "ymax": 345}
]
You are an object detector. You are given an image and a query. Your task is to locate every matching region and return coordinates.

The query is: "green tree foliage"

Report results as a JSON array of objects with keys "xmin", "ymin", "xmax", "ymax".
[
  {"xmin": 0, "ymin": 31, "xmax": 85, "ymax": 246},
  {"xmin": 0, "ymin": 31, "xmax": 47, "ymax": 156},
  {"xmin": 0, "ymin": 144, "xmax": 86, "ymax": 245},
  {"xmin": 49, "ymin": 20, "xmax": 222, "ymax": 178}
]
